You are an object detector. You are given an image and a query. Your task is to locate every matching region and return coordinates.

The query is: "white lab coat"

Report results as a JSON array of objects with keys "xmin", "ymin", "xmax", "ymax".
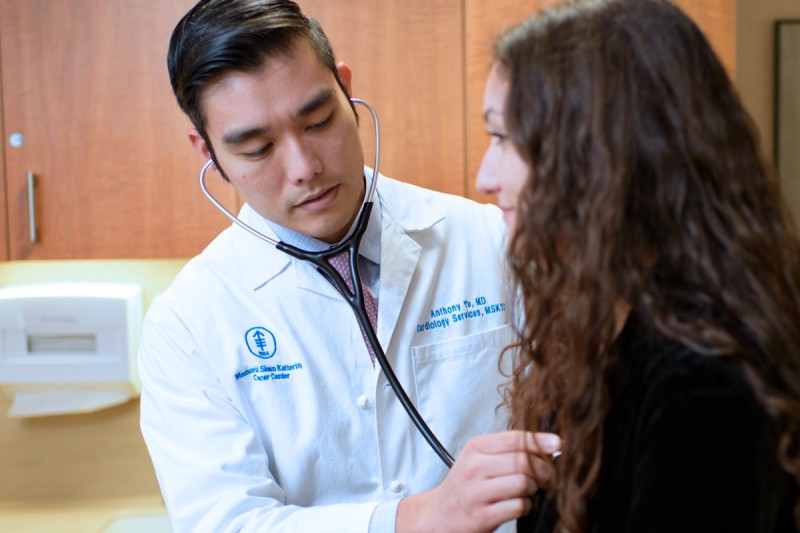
[{"xmin": 139, "ymin": 173, "xmax": 515, "ymax": 532}]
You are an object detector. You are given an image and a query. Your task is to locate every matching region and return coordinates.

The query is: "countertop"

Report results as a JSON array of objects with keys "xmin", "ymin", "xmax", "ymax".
[{"xmin": 0, "ymin": 496, "xmax": 170, "ymax": 533}]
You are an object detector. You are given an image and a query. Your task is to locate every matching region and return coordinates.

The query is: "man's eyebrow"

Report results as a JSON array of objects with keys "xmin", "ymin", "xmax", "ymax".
[
  {"xmin": 220, "ymin": 88, "xmax": 337, "ymax": 146},
  {"xmin": 222, "ymin": 126, "xmax": 269, "ymax": 146},
  {"xmin": 296, "ymin": 88, "xmax": 335, "ymax": 119}
]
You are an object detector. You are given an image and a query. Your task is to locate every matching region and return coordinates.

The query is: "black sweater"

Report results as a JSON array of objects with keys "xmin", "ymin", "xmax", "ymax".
[{"xmin": 519, "ymin": 314, "xmax": 797, "ymax": 532}]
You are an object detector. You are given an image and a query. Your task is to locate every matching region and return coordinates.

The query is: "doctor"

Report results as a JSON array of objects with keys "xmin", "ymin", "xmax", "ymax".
[{"xmin": 139, "ymin": 1, "xmax": 560, "ymax": 532}]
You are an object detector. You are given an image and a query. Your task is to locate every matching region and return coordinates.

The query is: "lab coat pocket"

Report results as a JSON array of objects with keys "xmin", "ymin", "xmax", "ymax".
[{"xmin": 411, "ymin": 324, "xmax": 514, "ymax": 458}]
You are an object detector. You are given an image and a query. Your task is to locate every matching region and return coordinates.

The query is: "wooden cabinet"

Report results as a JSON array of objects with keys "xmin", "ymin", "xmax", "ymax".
[
  {"xmin": 0, "ymin": 0, "xmax": 736, "ymax": 261},
  {"xmin": 0, "ymin": 0, "xmax": 237, "ymax": 260}
]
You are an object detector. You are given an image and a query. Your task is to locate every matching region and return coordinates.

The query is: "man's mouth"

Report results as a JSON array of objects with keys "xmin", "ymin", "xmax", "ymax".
[{"xmin": 296, "ymin": 184, "xmax": 339, "ymax": 211}]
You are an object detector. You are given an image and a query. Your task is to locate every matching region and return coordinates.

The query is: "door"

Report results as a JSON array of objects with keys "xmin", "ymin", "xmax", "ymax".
[{"xmin": 0, "ymin": 0, "xmax": 238, "ymax": 259}]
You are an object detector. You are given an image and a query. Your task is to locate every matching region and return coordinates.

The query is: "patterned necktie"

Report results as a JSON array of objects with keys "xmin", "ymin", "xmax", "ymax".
[{"xmin": 328, "ymin": 251, "xmax": 378, "ymax": 367}]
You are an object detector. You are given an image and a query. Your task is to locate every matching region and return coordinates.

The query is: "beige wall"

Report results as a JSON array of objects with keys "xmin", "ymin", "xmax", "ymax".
[{"xmin": 737, "ymin": 0, "xmax": 800, "ymax": 225}]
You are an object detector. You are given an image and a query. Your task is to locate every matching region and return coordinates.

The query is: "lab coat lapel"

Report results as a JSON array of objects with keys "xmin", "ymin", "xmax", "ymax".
[
  {"xmin": 231, "ymin": 204, "xmax": 292, "ymax": 290},
  {"xmin": 233, "ymin": 203, "xmax": 342, "ymax": 298},
  {"xmin": 290, "ymin": 209, "xmax": 426, "ymax": 346},
  {"xmin": 293, "ymin": 256, "xmax": 342, "ymax": 299},
  {"xmin": 377, "ymin": 212, "xmax": 420, "ymax": 351},
  {"xmin": 374, "ymin": 174, "xmax": 446, "ymax": 352}
]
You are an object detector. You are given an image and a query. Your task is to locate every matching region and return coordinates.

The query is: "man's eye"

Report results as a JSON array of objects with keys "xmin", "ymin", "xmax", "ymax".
[
  {"xmin": 243, "ymin": 144, "xmax": 273, "ymax": 157},
  {"xmin": 309, "ymin": 113, "xmax": 333, "ymax": 131}
]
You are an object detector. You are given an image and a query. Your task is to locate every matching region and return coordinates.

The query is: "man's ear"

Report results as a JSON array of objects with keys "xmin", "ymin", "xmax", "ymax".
[
  {"xmin": 188, "ymin": 128, "xmax": 213, "ymax": 162},
  {"xmin": 337, "ymin": 61, "xmax": 353, "ymax": 97}
]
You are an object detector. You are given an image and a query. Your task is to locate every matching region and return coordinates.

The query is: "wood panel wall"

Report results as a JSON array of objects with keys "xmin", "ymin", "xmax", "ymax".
[
  {"xmin": 465, "ymin": 0, "xmax": 562, "ymax": 203},
  {"xmin": 0, "ymin": 0, "xmax": 736, "ymax": 260},
  {"xmin": 0, "ymin": 54, "xmax": 7, "ymax": 261},
  {"xmin": 303, "ymin": 0, "xmax": 466, "ymax": 195}
]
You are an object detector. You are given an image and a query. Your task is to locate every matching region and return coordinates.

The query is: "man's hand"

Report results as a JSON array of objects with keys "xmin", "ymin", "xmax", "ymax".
[{"xmin": 396, "ymin": 431, "xmax": 561, "ymax": 533}]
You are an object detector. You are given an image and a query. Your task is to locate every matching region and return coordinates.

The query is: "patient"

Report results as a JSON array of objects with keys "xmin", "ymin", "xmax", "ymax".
[{"xmin": 475, "ymin": 0, "xmax": 800, "ymax": 531}]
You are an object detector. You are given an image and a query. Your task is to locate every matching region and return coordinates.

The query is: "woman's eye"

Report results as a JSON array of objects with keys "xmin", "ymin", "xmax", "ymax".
[{"xmin": 489, "ymin": 131, "xmax": 508, "ymax": 144}]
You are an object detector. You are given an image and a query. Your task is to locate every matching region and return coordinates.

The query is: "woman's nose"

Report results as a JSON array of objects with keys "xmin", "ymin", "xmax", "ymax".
[{"xmin": 475, "ymin": 151, "xmax": 500, "ymax": 196}]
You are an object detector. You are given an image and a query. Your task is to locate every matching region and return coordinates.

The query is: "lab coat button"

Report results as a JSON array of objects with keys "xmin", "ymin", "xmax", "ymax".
[
  {"xmin": 356, "ymin": 395, "xmax": 373, "ymax": 409},
  {"xmin": 389, "ymin": 480, "xmax": 405, "ymax": 493}
]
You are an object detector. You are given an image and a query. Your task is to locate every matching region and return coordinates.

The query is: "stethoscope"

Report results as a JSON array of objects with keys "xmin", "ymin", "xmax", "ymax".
[{"xmin": 199, "ymin": 98, "xmax": 455, "ymax": 468}]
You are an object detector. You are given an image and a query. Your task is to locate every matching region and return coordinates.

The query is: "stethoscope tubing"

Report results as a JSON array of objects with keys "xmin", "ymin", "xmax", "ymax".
[{"xmin": 199, "ymin": 98, "xmax": 455, "ymax": 468}]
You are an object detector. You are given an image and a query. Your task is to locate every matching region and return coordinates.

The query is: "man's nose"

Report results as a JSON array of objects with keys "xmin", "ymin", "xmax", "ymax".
[{"xmin": 284, "ymin": 138, "xmax": 322, "ymax": 184}]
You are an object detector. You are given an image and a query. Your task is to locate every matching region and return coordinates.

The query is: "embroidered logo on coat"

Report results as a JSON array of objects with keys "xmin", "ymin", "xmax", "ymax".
[{"xmin": 245, "ymin": 327, "xmax": 277, "ymax": 359}]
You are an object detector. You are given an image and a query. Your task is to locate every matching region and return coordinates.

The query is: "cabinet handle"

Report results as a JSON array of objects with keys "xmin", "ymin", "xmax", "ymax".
[{"xmin": 27, "ymin": 171, "xmax": 37, "ymax": 243}]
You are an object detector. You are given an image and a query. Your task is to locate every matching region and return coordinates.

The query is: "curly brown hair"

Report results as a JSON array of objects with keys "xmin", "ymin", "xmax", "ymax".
[{"xmin": 495, "ymin": 0, "xmax": 800, "ymax": 531}]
